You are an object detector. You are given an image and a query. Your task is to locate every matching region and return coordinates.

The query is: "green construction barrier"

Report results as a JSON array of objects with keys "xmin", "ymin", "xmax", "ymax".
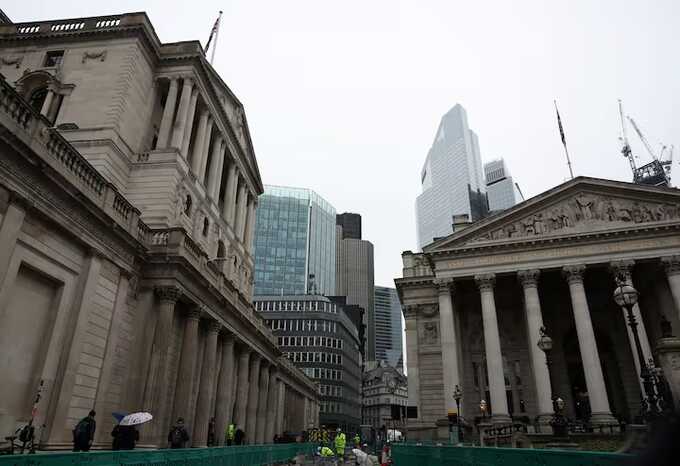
[
  {"xmin": 391, "ymin": 444, "xmax": 634, "ymax": 466},
  {"xmin": 0, "ymin": 443, "xmax": 316, "ymax": 466}
]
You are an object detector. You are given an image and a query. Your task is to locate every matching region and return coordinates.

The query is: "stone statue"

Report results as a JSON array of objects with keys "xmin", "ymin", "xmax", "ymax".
[{"xmin": 423, "ymin": 321, "xmax": 439, "ymax": 344}]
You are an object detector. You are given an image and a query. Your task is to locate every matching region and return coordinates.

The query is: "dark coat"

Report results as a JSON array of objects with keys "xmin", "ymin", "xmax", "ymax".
[
  {"xmin": 234, "ymin": 429, "xmax": 245, "ymax": 445},
  {"xmin": 112, "ymin": 425, "xmax": 139, "ymax": 450}
]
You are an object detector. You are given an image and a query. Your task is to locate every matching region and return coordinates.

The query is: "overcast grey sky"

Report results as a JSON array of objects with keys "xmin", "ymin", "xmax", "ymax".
[{"xmin": 7, "ymin": 0, "xmax": 679, "ymax": 288}]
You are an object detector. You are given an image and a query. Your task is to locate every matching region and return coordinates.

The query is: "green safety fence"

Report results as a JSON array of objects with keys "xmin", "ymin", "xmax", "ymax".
[
  {"xmin": 0, "ymin": 443, "xmax": 316, "ymax": 466},
  {"xmin": 391, "ymin": 443, "xmax": 634, "ymax": 466}
]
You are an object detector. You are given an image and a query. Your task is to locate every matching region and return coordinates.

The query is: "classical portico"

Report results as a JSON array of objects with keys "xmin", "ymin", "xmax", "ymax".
[{"xmin": 396, "ymin": 177, "xmax": 680, "ymax": 437}]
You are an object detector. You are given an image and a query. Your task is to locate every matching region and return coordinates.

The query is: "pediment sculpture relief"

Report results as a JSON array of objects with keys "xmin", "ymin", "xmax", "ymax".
[{"xmin": 473, "ymin": 193, "xmax": 680, "ymax": 242}]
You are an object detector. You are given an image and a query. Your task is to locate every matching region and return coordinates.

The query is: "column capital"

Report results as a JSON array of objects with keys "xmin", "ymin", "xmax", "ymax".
[
  {"xmin": 181, "ymin": 75, "xmax": 194, "ymax": 86},
  {"xmin": 155, "ymin": 285, "xmax": 181, "ymax": 304},
  {"xmin": 563, "ymin": 264, "xmax": 586, "ymax": 284},
  {"xmin": 517, "ymin": 269, "xmax": 540, "ymax": 288},
  {"xmin": 403, "ymin": 304, "xmax": 419, "ymax": 319},
  {"xmin": 662, "ymin": 256, "xmax": 680, "ymax": 275},
  {"xmin": 433, "ymin": 277, "xmax": 454, "ymax": 294},
  {"xmin": 221, "ymin": 332, "xmax": 236, "ymax": 344},
  {"xmin": 205, "ymin": 319, "xmax": 222, "ymax": 334},
  {"xmin": 186, "ymin": 306, "xmax": 202, "ymax": 321},
  {"xmin": 609, "ymin": 260, "xmax": 635, "ymax": 282},
  {"xmin": 474, "ymin": 273, "xmax": 496, "ymax": 291}
]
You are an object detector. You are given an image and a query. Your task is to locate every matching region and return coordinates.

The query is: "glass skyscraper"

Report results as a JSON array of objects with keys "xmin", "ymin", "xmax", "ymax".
[
  {"xmin": 253, "ymin": 185, "xmax": 336, "ymax": 296},
  {"xmin": 373, "ymin": 286, "xmax": 404, "ymax": 371},
  {"xmin": 484, "ymin": 158, "xmax": 523, "ymax": 212},
  {"xmin": 416, "ymin": 104, "xmax": 487, "ymax": 250}
]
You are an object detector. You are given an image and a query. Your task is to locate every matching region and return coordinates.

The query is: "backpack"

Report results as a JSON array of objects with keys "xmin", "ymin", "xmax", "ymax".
[{"xmin": 170, "ymin": 427, "xmax": 184, "ymax": 446}]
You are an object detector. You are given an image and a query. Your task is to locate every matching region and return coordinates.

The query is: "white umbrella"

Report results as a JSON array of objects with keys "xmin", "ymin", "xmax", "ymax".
[
  {"xmin": 352, "ymin": 449, "xmax": 369, "ymax": 466},
  {"xmin": 119, "ymin": 412, "xmax": 153, "ymax": 426}
]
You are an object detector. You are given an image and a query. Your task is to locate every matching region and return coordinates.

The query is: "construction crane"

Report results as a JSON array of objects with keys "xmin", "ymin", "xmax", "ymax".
[{"xmin": 617, "ymin": 100, "xmax": 672, "ymax": 186}]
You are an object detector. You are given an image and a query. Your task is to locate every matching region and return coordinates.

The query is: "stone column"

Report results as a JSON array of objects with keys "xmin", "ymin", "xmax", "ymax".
[
  {"xmin": 403, "ymin": 305, "xmax": 420, "ymax": 418},
  {"xmin": 40, "ymin": 89, "xmax": 55, "ymax": 118},
  {"xmin": 234, "ymin": 348, "xmax": 251, "ymax": 429},
  {"xmin": 235, "ymin": 183, "xmax": 248, "ymax": 241},
  {"xmin": 193, "ymin": 320, "xmax": 220, "ymax": 447},
  {"xmin": 180, "ymin": 90, "xmax": 199, "ymax": 158},
  {"xmin": 517, "ymin": 270, "xmax": 553, "ymax": 422},
  {"xmin": 214, "ymin": 334, "xmax": 235, "ymax": 445},
  {"xmin": 434, "ymin": 278, "xmax": 461, "ymax": 415},
  {"xmin": 275, "ymin": 380, "xmax": 285, "ymax": 436},
  {"xmin": 190, "ymin": 110, "xmax": 210, "ymax": 176},
  {"xmin": 264, "ymin": 368, "xmax": 278, "ymax": 443},
  {"xmin": 0, "ymin": 198, "xmax": 26, "ymax": 290},
  {"xmin": 255, "ymin": 363, "xmax": 270, "ymax": 443},
  {"xmin": 475, "ymin": 274, "xmax": 511, "ymax": 423},
  {"xmin": 206, "ymin": 136, "xmax": 225, "ymax": 200},
  {"xmin": 610, "ymin": 260, "xmax": 653, "ymax": 389},
  {"xmin": 244, "ymin": 199, "xmax": 257, "ymax": 251},
  {"xmin": 563, "ymin": 265, "xmax": 616, "ymax": 425},
  {"xmin": 172, "ymin": 306, "xmax": 201, "ymax": 425},
  {"xmin": 223, "ymin": 163, "xmax": 238, "ymax": 224},
  {"xmin": 171, "ymin": 77, "xmax": 194, "ymax": 149},
  {"xmin": 246, "ymin": 354, "xmax": 261, "ymax": 443},
  {"xmin": 662, "ymin": 256, "xmax": 680, "ymax": 323},
  {"xmin": 149, "ymin": 286, "xmax": 181, "ymax": 442},
  {"xmin": 198, "ymin": 118, "xmax": 214, "ymax": 183},
  {"xmin": 156, "ymin": 77, "xmax": 179, "ymax": 149}
]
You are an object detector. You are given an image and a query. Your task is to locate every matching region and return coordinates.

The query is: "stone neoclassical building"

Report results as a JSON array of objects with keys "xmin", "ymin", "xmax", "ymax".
[
  {"xmin": 396, "ymin": 177, "xmax": 680, "ymax": 437},
  {"xmin": 0, "ymin": 11, "xmax": 318, "ymax": 449}
]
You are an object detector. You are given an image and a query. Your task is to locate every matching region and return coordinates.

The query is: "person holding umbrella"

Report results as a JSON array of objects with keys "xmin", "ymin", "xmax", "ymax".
[{"xmin": 112, "ymin": 412, "xmax": 151, "ymax": 450}]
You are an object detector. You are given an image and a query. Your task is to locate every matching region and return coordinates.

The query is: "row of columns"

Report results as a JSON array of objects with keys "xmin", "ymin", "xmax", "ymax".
[
  {"xmin": 153, "ymin": 76, "xmax": 258, "ymax": 249},
  {"xmin": 144, "ymin": 286, "xmax": 290, "ymax": 446},
  {"xmin": 434, "ymin": 259, "xmax": 676, "ymax": 425}
]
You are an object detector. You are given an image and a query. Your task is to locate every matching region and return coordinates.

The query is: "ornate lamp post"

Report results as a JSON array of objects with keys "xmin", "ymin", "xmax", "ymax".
[
  {"xmin": 453, "ymin": 385, "xmax": 463, "ymax": 442},
  {"xmin": 613, "ymin": 279, "xmax": 662, "ymax": 421},
  {"xmin": 479, "ymin": 399, "xmax": 487, "ymax": 420},
  {"xmin": 537, "ymin": 326, "xmax": 568, "ymax": 437}
]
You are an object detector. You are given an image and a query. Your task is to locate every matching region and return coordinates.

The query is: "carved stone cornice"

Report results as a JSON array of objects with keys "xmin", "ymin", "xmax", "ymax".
[
  {"xmin": 661, "ymin": 256, "xmax": 680, "ymax": 276},
  {"xmin": 155, "ymin": 285, "xmax": 182, "ymax": 304},
  {"xmin": 474, "ymin": 273, "xmax": 496, "ymax": 291},
  {"xmin": 517, "ymin": 269, "xmax": 540, "ymax": 288},
  {"xmin": 563, "ymin": 265, "xmax": 586, "ymax": 285}
]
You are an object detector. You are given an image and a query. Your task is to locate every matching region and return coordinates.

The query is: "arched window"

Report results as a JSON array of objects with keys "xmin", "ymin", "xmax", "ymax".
[
  {"xmin": 217, "ymin": 241, "xmax": 226, "ymax": 258},
  {"xmin": 28, "ymin": 87, "xmax": 48, "ymax": 113},
  {"xmin": 202, "ymin": 218, "xmax": 209, "ymax": 236},
  {"xmin": 183, "ymin": 195, "xmax": 192, "ymax": 216}
]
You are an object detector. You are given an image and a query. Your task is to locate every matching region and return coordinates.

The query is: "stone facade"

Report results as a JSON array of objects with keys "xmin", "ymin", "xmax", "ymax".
[
  {"xmin": 0, "ymin": 12, "xmax": 317, "ymax": 449},
  {"xmin": 396, "ymin": 177, "xmax": 680, "ymax": 438},
  {"xmin": 362, "ymin": 363, "xmax": 407, "ymax": 430}
]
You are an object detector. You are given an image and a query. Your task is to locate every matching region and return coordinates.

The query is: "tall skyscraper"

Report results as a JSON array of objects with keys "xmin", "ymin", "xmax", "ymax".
[
  {"xmin": 335, "ymin": 213, "xmax": 375, "ymax": 361},
  {"xmin": 484, "ymin": 159, "xmax": 523, "ymax": 212},
  {"xmin": 373, "ymin": 286, "xmax": 404, "ymax": 371},
  {"xmin": 253, "ymin": 185, "xmax": 336, "ymax": 296},
  {"xmin": 336, "ymin": 212, "xmax": 362, "ymax": 240},
  {"xmin": 416, "ymin": 104, "xmax": 487, "ymax": 249}
]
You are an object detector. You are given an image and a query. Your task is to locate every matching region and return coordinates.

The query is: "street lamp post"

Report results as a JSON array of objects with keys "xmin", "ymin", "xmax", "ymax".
[
  {"xmin": 453, "ymin": 385, "xmax": 463, "ymax": 443},
  {"xmin": 537, "ymin": 326, "xmax": 568, "ymax": 437},
  {"xmin": 479, "ymin": 399, "xmax": 487, "ymax": 421},
  {"xmin": 613, "ymin": 279, "xmax": 662, "ymax": 422}
]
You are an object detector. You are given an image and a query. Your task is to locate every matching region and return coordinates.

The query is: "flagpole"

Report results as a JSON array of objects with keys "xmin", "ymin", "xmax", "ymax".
[
  {"xmin": 210, "ymin": 10, "xmax": 223, "ymax": 65},
  {"xmin": 554, "ymin": 100, "xmax": 574, "ymax": 180}
]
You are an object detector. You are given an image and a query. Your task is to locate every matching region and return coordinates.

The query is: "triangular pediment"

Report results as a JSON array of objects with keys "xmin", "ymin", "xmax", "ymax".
[{"xmin": 425, "ymin": 177, "xmax": 680, "ymax": 252}]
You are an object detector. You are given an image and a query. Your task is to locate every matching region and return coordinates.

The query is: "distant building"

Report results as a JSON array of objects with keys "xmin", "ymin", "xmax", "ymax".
[
  {"xmin": 337, "ymin": 212, "xmax": 362, "ymax": 239},
  {"xmin": 484, "ymin": 159, "xmax": 522, "ymax": 212},
  {"xmin": 336, "ymin": 213, "xmax": 375, "ymax": 361},
  {"xmin": 255, "ymin": 295, "xmax": 363, "ymax": 432},
  {"xmin": 374, "ymin": 286, "xmax": 404, "ymax": 371},
  {"xmin": 253, "ymin": 185, "xmax": 336, "ymax": 296},
  {"xmin": 416, "ymin": 104, "xmax": 487, "ymax": 250},
  {"xmin": 362, "ymin": 362, "xmax": 408, "ymax": 430}
]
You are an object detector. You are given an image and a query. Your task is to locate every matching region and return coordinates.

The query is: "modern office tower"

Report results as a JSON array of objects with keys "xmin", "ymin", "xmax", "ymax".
[
  {"xmin": 336, "ymin": 212, "xmax": 362, "ymax": 240},
  {"xmin": 484, "ymin": 158, "xmax": 522, "ymax": 212},
  {"xmin": 374, "ymin": 286, "xmax": 404, "ymax": 371},
  {"xmin": 253, "ymin": 185, "xmax": 336, "ymax": 296},
  {"xmin": 415, "ymin": 104, "xmax": 488, "ymax": 249},
  {"xmin": 336, "ymin": 214, "xmax": 375, "ymax": 361},
  {"xmin": 255, "ymin": 295, "xmax": 363, "ymax": 432}
]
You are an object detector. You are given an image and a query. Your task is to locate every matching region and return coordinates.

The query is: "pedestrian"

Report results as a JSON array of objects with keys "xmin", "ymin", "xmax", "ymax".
[
  {"xmin": 168, "ymin": 418, "xmax": 190, "ymax": 449},
  {"xmin": 111, "ymin": 424, "xmax": 139, "ymax": 450},
  {"xmin": 207, "ymin": 417, "xmax": 216, "ymax": 447},
  {"xmin": 334, "ymin": 428, "xmax": 346, "ymax": 461},
  {"xmin": 226, "ymin": 423, "xmax": 235, "ymax": 446},
  {"xmin": 234, "ymin": 426, "xmax": 245, "ymax": 445},
  {"xmin": 72, "ymin": 410, "xmax": 96, "ymax": 452}
]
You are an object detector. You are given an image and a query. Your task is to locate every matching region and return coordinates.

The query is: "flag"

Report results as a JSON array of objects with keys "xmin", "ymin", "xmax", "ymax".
[
  {"xmin": 204, "ymin": 12, "xmax": 222, "ymax": 54},
  {"xmin": 554, "ymin": 100, "xmax": 566, "ymax": 147}
]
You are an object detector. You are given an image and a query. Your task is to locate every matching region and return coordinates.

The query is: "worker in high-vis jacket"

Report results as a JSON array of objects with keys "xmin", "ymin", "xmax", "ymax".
[
  {"xmin": 226, "ymin": 423, "xmax": 235, "ymax": 446},
  {"xmin": 334, "ymin": 428, "xmax": 346, "ymax": 460}
]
